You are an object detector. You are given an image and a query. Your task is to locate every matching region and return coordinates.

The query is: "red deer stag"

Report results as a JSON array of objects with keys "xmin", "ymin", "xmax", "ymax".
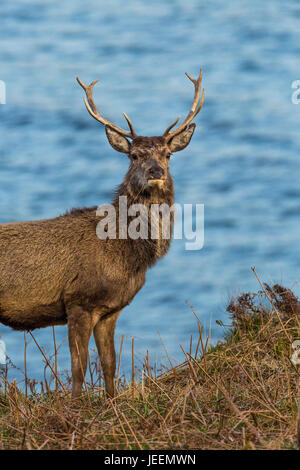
[{"xmin": 0, "ymin": 71, "xmax": 204, "ymax": 398}]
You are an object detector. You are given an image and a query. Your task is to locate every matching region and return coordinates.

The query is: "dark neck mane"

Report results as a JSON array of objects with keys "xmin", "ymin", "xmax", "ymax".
[
  {"xmin": 112, "ymin": 174, "xmax": 175, "ymax": 266},
  {"xmin": 64, "ymin": 174, "xmax": 175, "ymax": 271}
]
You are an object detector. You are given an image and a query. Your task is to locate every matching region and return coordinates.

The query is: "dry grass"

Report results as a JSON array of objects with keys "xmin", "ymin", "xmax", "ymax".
[{"xmin": 0, "ymin": 271, "xmax": 300, "ymax": 450}]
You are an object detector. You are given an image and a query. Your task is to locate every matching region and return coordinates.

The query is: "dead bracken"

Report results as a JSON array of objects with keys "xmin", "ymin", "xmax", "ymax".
[{"xmin": 0, "ymin": 276, "xmax": 299, "ymax": 450}]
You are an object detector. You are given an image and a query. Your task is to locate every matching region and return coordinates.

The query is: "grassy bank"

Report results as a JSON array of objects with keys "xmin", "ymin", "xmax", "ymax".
[{"xmin": 0, "ymin": 274, "xmax": 300, "ymax": 450}]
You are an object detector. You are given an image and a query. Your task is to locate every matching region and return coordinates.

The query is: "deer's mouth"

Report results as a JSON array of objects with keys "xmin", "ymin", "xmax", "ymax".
[{"xmin": 147, "ymin": 178, "xmax": 166, "ymax": 189}]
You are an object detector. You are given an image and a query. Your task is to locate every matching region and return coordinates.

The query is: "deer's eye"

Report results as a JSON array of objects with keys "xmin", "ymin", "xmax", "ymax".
[
  {"xmin": 131, "ymin": 153, "xmax": 138, "ymax": 160},
  {"xmin": 166, "ymin": 153, "xmax": 172, "ymax": 159}
]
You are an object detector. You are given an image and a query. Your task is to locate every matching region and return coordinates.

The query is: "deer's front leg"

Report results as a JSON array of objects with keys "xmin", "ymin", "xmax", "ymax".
[
  {"xmin": 67, "ymin": 306, "xmax": 94, "ymax": 398},
  {"xmin": 93, "ymin": 311, "xmax": 120, "ymax": 398}
]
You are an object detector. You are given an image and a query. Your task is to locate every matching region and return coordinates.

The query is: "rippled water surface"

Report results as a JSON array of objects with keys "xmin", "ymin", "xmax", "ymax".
[{"xmin": 1, "ymin": 0, "xmax": 300, "ymax": 384}]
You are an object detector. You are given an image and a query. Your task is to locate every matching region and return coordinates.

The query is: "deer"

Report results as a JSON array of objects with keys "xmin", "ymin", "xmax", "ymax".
[{"xmin": 0, "ymin": 70, "xmax": 204, "ymax": 398}]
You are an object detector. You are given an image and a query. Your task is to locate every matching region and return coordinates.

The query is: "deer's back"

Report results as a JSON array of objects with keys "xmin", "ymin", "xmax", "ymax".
[{"xmin": 0, "ymin": 211, "xmax": 146, "ymax": 330}]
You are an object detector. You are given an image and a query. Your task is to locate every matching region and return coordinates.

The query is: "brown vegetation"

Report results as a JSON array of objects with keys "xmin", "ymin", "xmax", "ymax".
[{"xmin": 0, "ymin": 273, "xmax": 299, "ymax": 450}]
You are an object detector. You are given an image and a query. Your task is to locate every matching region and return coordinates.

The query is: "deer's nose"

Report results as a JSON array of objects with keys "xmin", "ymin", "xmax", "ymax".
[{"xmin": 148, "ymin": 165, "xmax": 164, "ymax": 180}]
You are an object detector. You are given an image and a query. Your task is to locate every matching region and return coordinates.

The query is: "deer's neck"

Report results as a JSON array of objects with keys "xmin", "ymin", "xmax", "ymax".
[{"xmin": 112, "ymin": 178, "xmax": 175, "ymax": 267}]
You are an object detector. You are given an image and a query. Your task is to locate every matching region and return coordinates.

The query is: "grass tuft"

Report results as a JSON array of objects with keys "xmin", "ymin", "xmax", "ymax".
[{"xmin": 1, "ymin": 277, "xmax": 300, "ymax": 449}]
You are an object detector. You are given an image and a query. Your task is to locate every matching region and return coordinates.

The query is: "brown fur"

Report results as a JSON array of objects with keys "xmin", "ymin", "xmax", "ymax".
[{"xmin": 0, "ymin": 126, "xmax": 196, "ymax": 398}]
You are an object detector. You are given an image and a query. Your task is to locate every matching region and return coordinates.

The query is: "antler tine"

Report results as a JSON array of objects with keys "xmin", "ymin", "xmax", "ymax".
[
  {"xmin": 163, "ymin": 116, "xmax": 181, "ymax": 136},
  {"xmin": 76, "ymin": 77, "xmax": 136, "ymax": 139},
  {"xmin": 123, "ymin": 112, "xmax": 137, "ymax": 138},
  {"xmin": 164, "ymin": 69, "xmax": 205, "ymax": 141}
]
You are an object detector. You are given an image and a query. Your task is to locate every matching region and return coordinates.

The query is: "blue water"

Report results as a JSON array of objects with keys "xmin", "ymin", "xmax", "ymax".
[{"xmin": 1, "ymin": 0, "xmax": 300, "ymax": 386}]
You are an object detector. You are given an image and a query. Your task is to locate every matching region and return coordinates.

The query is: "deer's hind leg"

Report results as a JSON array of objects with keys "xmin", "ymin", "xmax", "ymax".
[
  {"xmin": 93, "ymin": 311, "xmax": 120, "ymax": 398},
  {"xmin": 67, "ymin": 306, "xmax": 99, "ymax": 398}
]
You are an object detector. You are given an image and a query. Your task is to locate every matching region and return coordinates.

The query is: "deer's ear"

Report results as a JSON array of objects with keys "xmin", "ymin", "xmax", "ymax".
[
  {"xmin": 105, "ymin": 126, "xmax": 131, "ymax": 154},
  {"xmin": 168, "ymin": 123, "xmax": 196, "ymax": 153}
]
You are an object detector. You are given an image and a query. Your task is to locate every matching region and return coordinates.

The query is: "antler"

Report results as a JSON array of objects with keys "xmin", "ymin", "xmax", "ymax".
[
  {"xmin": 164, "ymin": 70, "xmax": 205, "ymax": 141},
  {"xmin": 76, "ymin": 77, "xmax": 136, "ymax": 139}
]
